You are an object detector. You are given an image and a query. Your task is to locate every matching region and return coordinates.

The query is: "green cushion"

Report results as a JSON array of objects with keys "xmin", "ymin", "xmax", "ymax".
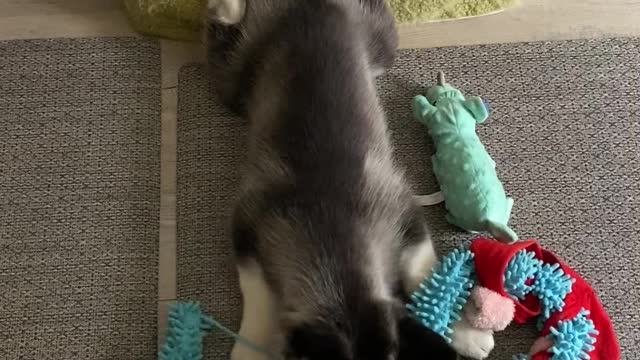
[
  {"xmin": 123, "ymin": 0, "xmax": 205, "ymax": 41},
  {"xmin": 389, "ymin": 0, "xmax": 517, "ymax": 24},
  {"xmin": 123, "ymin": 0, "xmax": 517, "ymax": 41}
]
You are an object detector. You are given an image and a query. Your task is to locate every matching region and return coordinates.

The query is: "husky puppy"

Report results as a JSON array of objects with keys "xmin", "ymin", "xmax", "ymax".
[{"xmin": 205, "ymin": 0, "xmax": 495, "ymax": 359}]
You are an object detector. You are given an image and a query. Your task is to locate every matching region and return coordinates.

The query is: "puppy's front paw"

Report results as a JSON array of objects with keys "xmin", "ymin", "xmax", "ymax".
[
  {"xmin": 230, "ymin": 342, "xmax": 271, "ymax": 360},
  {"xmin": 450, "ymin": 319, "xmax": 495, "ymax": 359},
  {"xmin": 207, "ymin": 0, "xmax": 246, "ymax": 25}
]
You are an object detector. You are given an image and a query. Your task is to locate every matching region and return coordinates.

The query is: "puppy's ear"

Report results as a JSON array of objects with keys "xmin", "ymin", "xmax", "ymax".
[
  {"xmin": 286, "ymin": 322, "xmax": 349, "ymax": 360},
  {"xmin": 397, "ymin": 313, "xmax": 457, "ymax": 360}
]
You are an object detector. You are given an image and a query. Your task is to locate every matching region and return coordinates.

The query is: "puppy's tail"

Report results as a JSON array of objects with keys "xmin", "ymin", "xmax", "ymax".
[{"xmin": 486, "ymin": 220, "xmax": 518, "ymax": 244}]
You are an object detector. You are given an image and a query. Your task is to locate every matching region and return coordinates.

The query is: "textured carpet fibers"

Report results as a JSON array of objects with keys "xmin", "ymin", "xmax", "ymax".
[
  {"xmin": 176, "ymin": 38, "xmax": 639, "ymax": 358},
  {"xmin": 0, "ymin": 38, "xmax": 161, "ymax": 360}
]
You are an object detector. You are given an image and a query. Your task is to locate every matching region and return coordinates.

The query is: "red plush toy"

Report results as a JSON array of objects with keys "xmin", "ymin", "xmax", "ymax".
[{"xmin": 467, "ymin": 238, "xmax": 620, "ymax": 360}]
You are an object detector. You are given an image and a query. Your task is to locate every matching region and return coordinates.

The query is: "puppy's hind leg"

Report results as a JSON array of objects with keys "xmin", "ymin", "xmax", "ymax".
[
  {"xmin": 207, "ymin": 0, "xmax": 246, "ymax": 25},
  {"xmin": 450, "ymin": 316, "xmax": 494, "ymax": 359},
  {"xmin": 356, "ymin": 0, "xmax": 398, "ymax": 76},
  {"xmin": 399, "ymin": 207, "xmax": 494, "ymax": 359},
  {"xmin": 399, "ymin": 207, "xmax": 438, "ymax": 294},
  {"xmin": 231, "ymin": 260, "xmax": 280, "ymax": 360},
  {"xmin": 205, "ymin": 0, "xmax": 248, "ymax": 114}
]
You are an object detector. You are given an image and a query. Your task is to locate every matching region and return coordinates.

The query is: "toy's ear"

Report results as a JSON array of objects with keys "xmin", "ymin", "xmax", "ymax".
[
  {"xmin": 412, "ymin": 95, "xmax": 437, "ymax": 125},
  {"xmin": 463, "ymin": 286, "xmax": 515, "ymax": 331},
  {"xmin": 463, "ymin": 96, "xmax": 489, "ymax": 124}
]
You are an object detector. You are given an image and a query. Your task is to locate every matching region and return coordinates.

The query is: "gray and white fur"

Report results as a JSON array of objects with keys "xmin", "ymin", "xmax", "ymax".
[{"xmin": 205, "ymin": 0, "xmax": 495, "ymax": 359}]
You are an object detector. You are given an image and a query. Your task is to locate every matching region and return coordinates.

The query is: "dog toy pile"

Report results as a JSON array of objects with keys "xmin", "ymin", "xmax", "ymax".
[
  {"xmin": 408, "ymin": 238, "xmax": 620, "ymax": 360},
  {"xmin": 412, "ymin": 72, "xmax": 517, "ymax": 243}
]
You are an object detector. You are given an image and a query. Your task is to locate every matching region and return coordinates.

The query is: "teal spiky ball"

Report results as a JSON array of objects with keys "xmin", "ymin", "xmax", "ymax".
[
  {"xmin": 548, "ymin": 309, "xmax": 599, "ymax": 360},
  {"xmin": 504, "ymin": 250, "xmax": 542, "ymax": 300},
  {"xmin": 512, "ymin": 354, "xmax": 530, "ymax": 360},
  {"xmin": 407, "ymin": 246, "xmax": 475, "ymax": 343},
  {"xmin": 159, "ymin": 302, "xmax": 215, "ymax": 360},
  {"xmin": 532, "ymin": 263, "xmax": 576, "ymax": 319}
]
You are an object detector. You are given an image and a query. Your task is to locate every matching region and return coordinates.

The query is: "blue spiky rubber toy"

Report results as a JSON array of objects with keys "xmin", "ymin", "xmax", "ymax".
[
  {"xmin": 407, "ymin": 246, "xmax": 475, "ymax": 343},
  {"xmin": 409, "ymin": 238, "xmax": 620, "ymax": 360},
  {"xmin": 159, "ymin": 302, "xmax": 277, "ymax": 360},
  {"xmin": 159, "ymin": 302, "xmax": 214, "ymax": 360}
]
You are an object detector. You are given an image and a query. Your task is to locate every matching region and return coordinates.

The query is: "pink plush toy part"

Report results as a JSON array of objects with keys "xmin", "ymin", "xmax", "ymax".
[
  {"xmin": 462, "ymin": 287, "xmax": 556, "ymax": 358},
  {"xmin": 528, "ymin": 337, "xmax": 554, "ymax": 356},
  {"xmin": 463, "ymin": 286, "xmax": 515, "ymax": 331}
]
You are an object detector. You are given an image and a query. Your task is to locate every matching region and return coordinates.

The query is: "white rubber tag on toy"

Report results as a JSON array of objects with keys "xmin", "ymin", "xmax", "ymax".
[{"xmin": 414, "ymin": 192, "xmax": 444, "ymax": 206}]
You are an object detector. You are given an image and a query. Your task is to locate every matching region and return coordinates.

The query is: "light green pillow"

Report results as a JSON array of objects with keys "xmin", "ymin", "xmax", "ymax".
[
  {"xmin": 123, "ymin": 0, "xmax": 516, "ymax": 41},
  {"xmin": 123, "ymin": 0, "xmax": 205, "ymax": 41},
  {"xmin": 389, "ymin": 0, "xmax": 516, "ymax": 24}
]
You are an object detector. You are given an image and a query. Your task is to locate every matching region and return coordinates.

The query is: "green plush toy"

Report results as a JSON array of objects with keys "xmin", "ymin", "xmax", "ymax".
[{"xmin": 412, "ymin": 72, "xmax": 517, "ymax": 243}]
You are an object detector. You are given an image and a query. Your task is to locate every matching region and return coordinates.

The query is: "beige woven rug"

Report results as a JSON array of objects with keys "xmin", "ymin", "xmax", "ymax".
[
  {"xmin": 0, "ymin": 38, "xmax": 161, "ymax": 360},
  {"xmin": 177, "ymin": 38, "xmax": 640, "ymax": 358}
]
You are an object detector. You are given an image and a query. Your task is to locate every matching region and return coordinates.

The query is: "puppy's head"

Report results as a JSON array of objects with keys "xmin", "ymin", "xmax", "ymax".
[{"xmin": 284, "ymin": 301, "xmax": 456, "ymax": 360}]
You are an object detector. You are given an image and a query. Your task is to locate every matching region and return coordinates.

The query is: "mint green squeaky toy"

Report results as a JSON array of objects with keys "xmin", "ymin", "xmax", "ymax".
[{"xmin": 412, "ymin": 72, "xmax": 517, "ymax": 243}]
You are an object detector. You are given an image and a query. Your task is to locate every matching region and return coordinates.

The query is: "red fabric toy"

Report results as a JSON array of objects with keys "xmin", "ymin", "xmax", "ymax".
[{"xmin": 469, "ymin": 238, "xmax": 620, "ymax": 360}]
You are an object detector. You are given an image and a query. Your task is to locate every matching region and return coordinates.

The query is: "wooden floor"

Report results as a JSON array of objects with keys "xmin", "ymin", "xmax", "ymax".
[{"xmin": 1, "ymin": 0, "xmax": 639, "ymax": 347}]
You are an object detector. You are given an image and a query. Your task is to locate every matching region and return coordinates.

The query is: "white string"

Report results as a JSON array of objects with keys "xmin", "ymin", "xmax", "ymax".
[{"xmin": 413, "ymin": 192, "xmax": 444, "ymax": 206}]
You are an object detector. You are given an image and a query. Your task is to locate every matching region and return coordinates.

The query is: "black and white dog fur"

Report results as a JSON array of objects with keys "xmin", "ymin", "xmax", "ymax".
[{"xmin": 205, "ymin": 0, "xmax": 495, "ymax": 359}]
